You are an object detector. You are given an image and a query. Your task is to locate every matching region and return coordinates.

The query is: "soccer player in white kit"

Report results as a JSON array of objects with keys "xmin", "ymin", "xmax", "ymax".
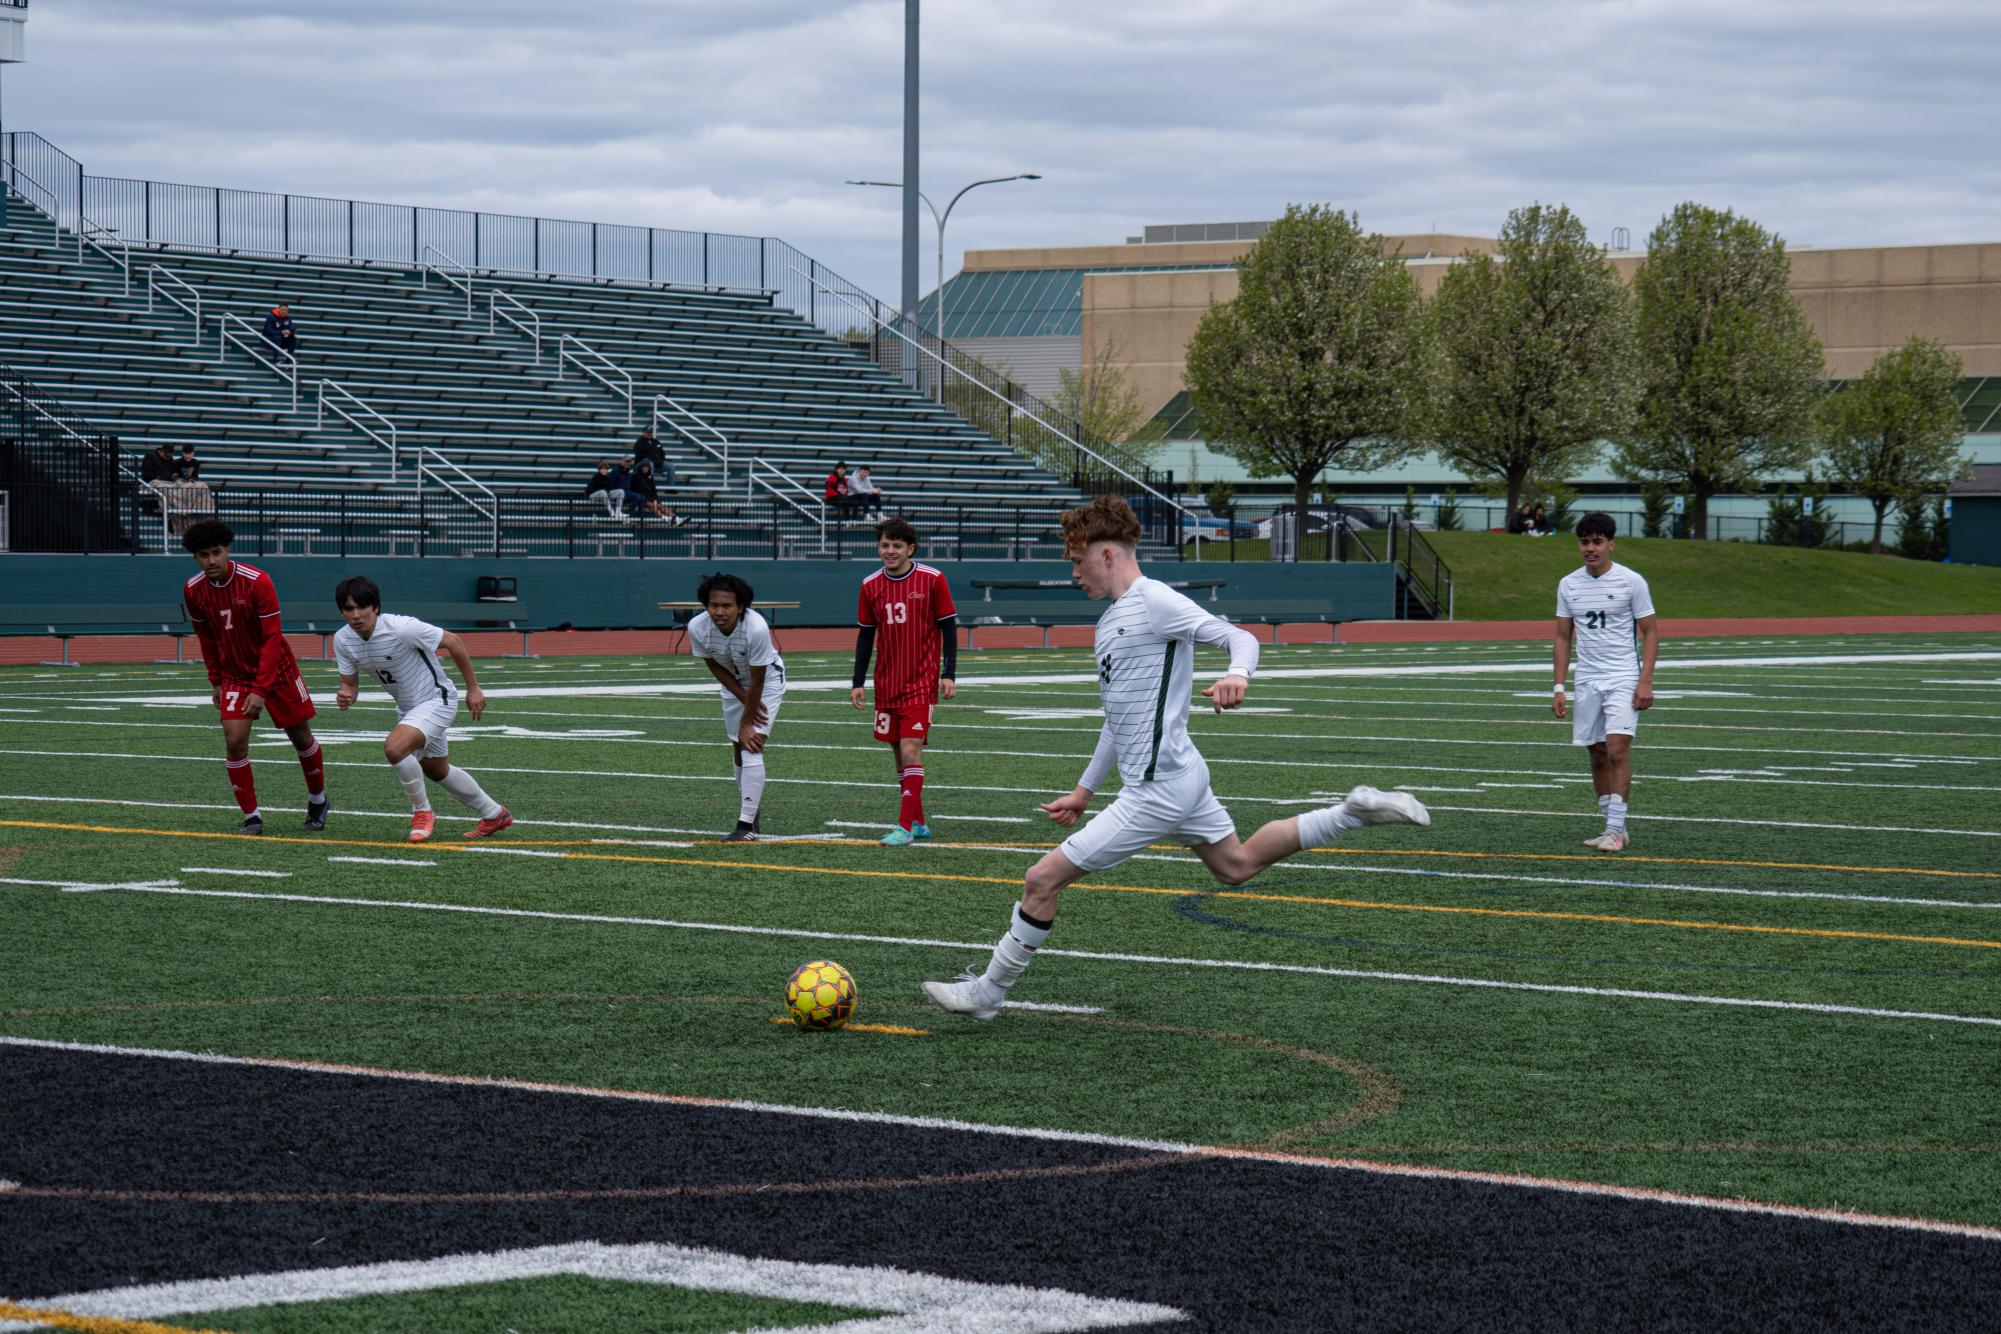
[
  {"xmin": 1553, "ymin": 512, "xmax": 1660, "ymax": 852},
  {"xmin": 331, "ymin": 576, "xmax": 513, "ymax": 843},
  {"xmin": 687, "ymin": 571, "xmax": 785, "ymax": 842},
  {"xmin": 922, "ymin": 496, "xmax": 1432, "ymax": 1022}
]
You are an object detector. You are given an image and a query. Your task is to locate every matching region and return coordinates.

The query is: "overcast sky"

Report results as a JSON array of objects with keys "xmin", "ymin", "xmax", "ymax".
[{"xmin": 5, "ymin": 0, "xmax": 1997, "ymax": 302}]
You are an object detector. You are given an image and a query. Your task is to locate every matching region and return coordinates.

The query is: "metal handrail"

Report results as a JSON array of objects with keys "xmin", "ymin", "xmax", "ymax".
[
  {"xmin": 146, "ymin": 265, "xmax": 202, "ymax": 344},
  {"xmin": 747, "ymin": 457, "xmax": 826, "ymax": 547},
  {"xmin": 421, "ymin": 244, "xmax": 474, "ymax": 318},
  {"xmin": 2, "ymin": 156, "xmax": 132, "ymax": 295},
  {"xmin": 650, "ymin": 393, "xmax": 730, "ymax": 480},
  {"xmin": 789, "ymin": 265, "xmax": 1202, "ymax": 553},
  {"xmin": 316, "ymin": 380, "xmax": 398, "ymax": 480},
  {"xmin": 219, "ymin": 312, "xmax": 298, "ymax": 411},
  {"xmin": 417, "ymin": 445, "xmax": 499, "ymax": 550},
  {"xmin": 489, "ymin": 290, "xmax": 541, "ymax": 363},
  {"xmin": 1, "ymin": 368, "xmax": 170, "ymax": 550},
  {"xmin": 556, "ymin": 333, "xmax": 634, "ymax": 425}
]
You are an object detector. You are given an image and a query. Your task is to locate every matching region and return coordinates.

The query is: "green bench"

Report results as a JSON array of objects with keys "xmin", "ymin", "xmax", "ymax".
[{"xmin": 0, "ymin": 602, "xmax": 192, "ymax": 666}]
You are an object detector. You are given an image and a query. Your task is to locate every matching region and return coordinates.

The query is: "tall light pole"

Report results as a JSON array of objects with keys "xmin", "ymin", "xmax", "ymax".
[{"xmin": 848, "ymin": 174, "xmax": 1040, "ymax": 341}]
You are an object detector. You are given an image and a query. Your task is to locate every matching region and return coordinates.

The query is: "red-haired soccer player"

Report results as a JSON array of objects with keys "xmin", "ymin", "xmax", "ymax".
[
  {"xmin": 181, "ymin": 519, "xmax": 329, "ymax": 834},
  {"xmin": 849, "ymin": 516, "xmax": 957, "ymax": 845}
]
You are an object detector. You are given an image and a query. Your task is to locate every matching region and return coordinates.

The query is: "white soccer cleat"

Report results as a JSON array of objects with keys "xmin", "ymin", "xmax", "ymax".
[
  {"xmin": 921, "ymin": 970, "xmax": 1001, "ymax": 1022},
  {"xmin": 1341, "ymin": 785, "xmax": 1432, "ymax": 829},
  {"xmin": 1584, "ymin": 828, "xmax": 1630, "ymax": 851}
]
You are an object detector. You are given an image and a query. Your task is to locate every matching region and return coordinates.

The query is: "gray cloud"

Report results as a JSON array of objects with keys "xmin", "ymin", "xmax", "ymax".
[{"xmin": 6, "ymin": 0, "xmax": 1997, "ymax": 303}]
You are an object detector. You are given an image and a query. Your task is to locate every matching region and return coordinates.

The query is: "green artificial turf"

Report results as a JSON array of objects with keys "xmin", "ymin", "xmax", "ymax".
[
  {"xmin": 159, "ymin": 1273, "xmax": 876, "ymax": 1333},
  {"xmin": 2, "ymin": 633, "xmax": 1998, "ymax": 1279}
]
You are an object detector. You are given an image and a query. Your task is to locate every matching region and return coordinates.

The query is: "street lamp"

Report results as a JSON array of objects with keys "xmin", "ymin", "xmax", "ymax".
[{"xmin": 847, "ymin": 174, "xmax": 1040, "ymax": 340}]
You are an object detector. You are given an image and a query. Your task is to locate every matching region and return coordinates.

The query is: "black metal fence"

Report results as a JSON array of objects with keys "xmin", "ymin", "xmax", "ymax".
[{"xmin": 0, "ymin": 369, "xmax": 128, "ymax": 552}]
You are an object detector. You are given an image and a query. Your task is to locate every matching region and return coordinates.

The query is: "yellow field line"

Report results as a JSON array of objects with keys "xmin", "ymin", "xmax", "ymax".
[
  {"xmin": 0, "ymin": 1298, "xmax": 233, "ymax": 1334},
  {"xmin": 765, "ymin": 1017, "xmax": 930, "ymax": 1036},
  {"xmin": 6, "ymin": 819, "xmax": 1999, "ymax": 953}
]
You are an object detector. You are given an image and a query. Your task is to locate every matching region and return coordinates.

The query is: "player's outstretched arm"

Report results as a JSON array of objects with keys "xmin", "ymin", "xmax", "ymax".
[
  {"xmin": 439, "ymin": 631, "xmax": 486, "ymax": 720},
  {"xmin": 335, "ymin": 673, "xmax": 359, "ymax": 711},
  {"xmin": 1201, "ymin": 672, "xmax": 1248, "ymax": 712}
]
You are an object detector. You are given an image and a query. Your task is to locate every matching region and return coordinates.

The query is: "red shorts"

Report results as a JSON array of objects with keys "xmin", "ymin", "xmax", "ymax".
[
  {"xmin": 217, "ymin": 674, "xmax": 317, "ymax": 728},
  {"xmin": 872, "ymin": 703, "xmax": 934, "ymax": 746}
]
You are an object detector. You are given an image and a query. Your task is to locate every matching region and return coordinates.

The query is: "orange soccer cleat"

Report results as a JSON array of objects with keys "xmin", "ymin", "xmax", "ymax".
[
  {"xmin": 464, "ymin": 807, "xmax": 513, "ymax": 839},
  {"xmin": 408, "ymin": 810, "xmax": 437, "ymax": 843}
]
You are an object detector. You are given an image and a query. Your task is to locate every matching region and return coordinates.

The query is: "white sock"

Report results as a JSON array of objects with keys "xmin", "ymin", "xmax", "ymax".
[
  {"xmin": 979, "ymin": 905, "xmax": 1051, "ymax": 998},
  {"xmin": 1606, "ymin": 796, "xmax": 1628, "ymax": 832},
  {"xmin": 439, "ymin": 765, "xmax": 502, "ymax": 819},
  {"xmin": 391, "ymin": 755, "xmax": 431, "ymax": 811},
  {"xmin": 1598, "ymin": 793, "xmax": 1612, "ymax": 815},
  {"xmin": 1297, "ymin": 803, "xmax": 1360, "ymax": 850},
  {"xmin": 738, "ymin": 753, "xmax": 766, "ymax": 824}
]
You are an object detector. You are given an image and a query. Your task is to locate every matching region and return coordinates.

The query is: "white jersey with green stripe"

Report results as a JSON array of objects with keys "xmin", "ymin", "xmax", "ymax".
[
  {"xmin": 1081, "ymin": 576, "xmax": 1260, "ymax": 790},
  {"xmin": 333, "ymin": 612, "xmax": 457, "ymax": 715}
]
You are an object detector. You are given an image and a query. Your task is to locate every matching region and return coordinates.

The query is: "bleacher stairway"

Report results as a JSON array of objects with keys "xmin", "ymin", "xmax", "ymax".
[{"xmin": 0, "ymin": 197, "xmax": 1092, "ymax": 555}]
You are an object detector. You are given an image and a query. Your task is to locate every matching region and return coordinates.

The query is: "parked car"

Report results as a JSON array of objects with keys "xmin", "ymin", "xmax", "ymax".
[
  {"xmin": 1253, "ymin": 504, "xmax": 1391, "ymax": 539},
  {"xmin": 1181, "ymin": 513, "xmax": 1261, "ymax": 541}
]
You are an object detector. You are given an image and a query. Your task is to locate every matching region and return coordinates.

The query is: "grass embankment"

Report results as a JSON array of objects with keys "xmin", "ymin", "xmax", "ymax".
[{"xmin": 1422, "ymin": 532, "xmax": 2001, "ymax": 620}]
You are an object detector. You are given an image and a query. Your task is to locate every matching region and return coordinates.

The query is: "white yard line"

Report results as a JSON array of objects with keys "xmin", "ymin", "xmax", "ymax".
[
  {"xmin": 179, "ymin": 867, "xmax": 292, "ymax": 879},
  {"xmin": 326, "ymin": 856, "xmax": 436, "ymax": 868},
  {"xmin": 3, "ymin": 882, "xmax": 1996, "ymax": 1030}
]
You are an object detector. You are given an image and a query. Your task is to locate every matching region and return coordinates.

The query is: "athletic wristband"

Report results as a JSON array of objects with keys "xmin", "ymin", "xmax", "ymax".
[{"xmin": 1554, "ymin": 682, "xmax": 1566, "ymax": 692}]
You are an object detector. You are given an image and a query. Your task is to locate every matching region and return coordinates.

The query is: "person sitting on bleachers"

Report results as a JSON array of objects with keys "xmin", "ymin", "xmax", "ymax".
[
  {"xmin": 261, "ymin": 303, "xmax": 299, "ymax": 363},
  {"xmin": 824, "ymin": 462, "xmax": 861, "ymax": 516},
  {"xmin": 585, "ymin": 460, "xmax": 627, "ymax": 518},
  {"xmin": 847, "ymin": 464, "xmax": 886, "ymax": 517},
  {"xmin": 632, "ymin": 425, "xmax": 667, "ymax": 472},
  {"xmin": 139, "ymin": 442, "xmax": 177, "ymax": 486},
  {"xmin": 626, "ymin": 459, "xmax": 687, "ymax": 527}
]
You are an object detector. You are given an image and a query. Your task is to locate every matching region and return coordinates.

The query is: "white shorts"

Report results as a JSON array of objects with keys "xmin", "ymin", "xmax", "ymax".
[
  {"xmin": 721, "ymin": 677, "xmax": 785, "ymax": 742},
  {"xmin": 396, "ymin": 698, "xmax": 458, "ymax": 758},
  {"xmin": 1059, "ymin": 759, "xmax": 1237, "ymax": 873},
  {"xmin": 1572, "ymin": 679, "xmax": 1639, "ymax": 746}
]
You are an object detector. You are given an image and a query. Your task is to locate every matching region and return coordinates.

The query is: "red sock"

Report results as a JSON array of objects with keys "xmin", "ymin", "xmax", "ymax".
[
  {"xmin": 225, "ymin": 757, "xmax": 258, "ymax": 815},
  {"xmin": 295, "ymin": 739, "xmax": 326, "ymax": 798},
  {"xmin": 897, "ymin": 765, "xmax": 925, "ymax": 830}
]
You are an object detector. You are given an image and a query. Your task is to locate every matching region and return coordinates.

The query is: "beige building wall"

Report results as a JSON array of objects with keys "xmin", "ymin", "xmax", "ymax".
[{"xmin": 965, "ymin": 235, "xmax": 2001, "ymax": 419}]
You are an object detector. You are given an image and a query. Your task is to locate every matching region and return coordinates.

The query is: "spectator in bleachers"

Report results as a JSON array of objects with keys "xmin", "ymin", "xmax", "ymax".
[
  {"xmin": 178, "ymin": 443, "xmax": 202, "ymax": 481},
  {"xmin": 626, "ymin": 459, "xmax": 688, "ymax": 527},
  {"xmin": 825, "ymin": 462, "xmax": 861, "ymax": 516},
  {"xmin": 139, "ymin": 442, "xmax": 177, "ymax": 485},
  {"xmin": 632, "ymin": 425, "xmax": 667, "ymax": 472},
  {"xmin": 585, "ymin": 459, "xmax": 627, "ymax": 518},
  {"xmin": 261, "ymin": 304, "xmax": 299, "ymax": 363},
  {"xmin": 847, "ymin": 464, "xmax": 885, "ymax": 517}
]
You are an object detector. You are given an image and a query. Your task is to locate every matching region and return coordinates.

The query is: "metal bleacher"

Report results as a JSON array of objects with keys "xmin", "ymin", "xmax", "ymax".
[{"xmin": 0, "ymin": 180, "xmax": 1106, "ymax": 557}]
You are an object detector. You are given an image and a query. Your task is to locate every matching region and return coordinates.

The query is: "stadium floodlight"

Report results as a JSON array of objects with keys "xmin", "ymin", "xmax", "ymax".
[{"xmin": 847, "ymin": 174, "xmax": 1042, "ymax": 341}]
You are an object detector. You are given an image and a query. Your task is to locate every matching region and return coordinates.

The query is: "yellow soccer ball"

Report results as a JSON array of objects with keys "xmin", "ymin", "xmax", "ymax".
[{"xmin": 786, "ymin": 960, "xmax": 857, "ymax": 1031}]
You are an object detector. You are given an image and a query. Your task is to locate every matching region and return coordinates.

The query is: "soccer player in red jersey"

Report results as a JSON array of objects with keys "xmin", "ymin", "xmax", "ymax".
[
  {"xmin": 181, "ymin": 519, "xmax": 329, "ymax": 834},
  {"xmin": 850, "ymin": 516, "xmax": 957, "ymax": 845}
]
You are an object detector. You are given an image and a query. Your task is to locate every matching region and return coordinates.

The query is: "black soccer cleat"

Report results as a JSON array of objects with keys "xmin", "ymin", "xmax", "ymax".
[
  {"xmin": 303, "ymin": 796, "xmax": 330, "ymax": 832},
  {"xmin": 722, "ymin": 821, "xmax": 756, "ymax": 844},
  {"xmin": 239, "ymin": 813, "xmax": 264, "ymax": 836}
]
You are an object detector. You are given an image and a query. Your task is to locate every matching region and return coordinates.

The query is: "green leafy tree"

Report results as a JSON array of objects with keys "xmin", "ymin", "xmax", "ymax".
[
  {"xmin": 1184, "ymin": 205, "xmax": 1431, "ymax": 529},
  {"xmin": 1429, "ymin": 203, "xmax": 1635, "ymax": 514},
  {"xmin": 1639, "ymin": 480, "xmax": 1673, "ymax": 538},
  {"xmin": 1435, "ymin": 489, "xmax": 1463, "ymax": 531},
  {"xmin": 1204, "ymin": 478, "xmax": 1235, "ymax": 514},
  {"xmin": 1896, "ymin": 495, "xmax": 1950, "ymax": 562},
  {"xmin": 1052, "ymin": 333, "xmax": 1166, "ymax": 466},
  {"xmin": 1618, "ymin": 203, "xmax": 1824, "ymax": 538},
  {"xmin": 1820, "ymin": 337, "xmax": 1970, "ymax": 553}
]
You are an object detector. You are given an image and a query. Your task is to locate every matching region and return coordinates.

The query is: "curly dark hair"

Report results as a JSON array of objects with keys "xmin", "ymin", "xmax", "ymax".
[
  {"xmin": 696, "ymin": 571, "xmax": 755, "ymax": 610},
  {"xmin": 333, "ymin": 575, "xmax": 382, "ymax": 610},
  {"xmin": 875, "ymin": 516, "xmax": 918, "ymax": 546},
  {"xmin": 1576, "ymin": 511, "xmax": 1618, "ymax": 540},
  {"xmin": 180, "ymin": 519, "xmax": 235, "ymax": 554}
]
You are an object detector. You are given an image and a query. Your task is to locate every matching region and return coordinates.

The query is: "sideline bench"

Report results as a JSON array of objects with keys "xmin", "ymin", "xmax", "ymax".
[{"xmin": 0, "ymin": 602, "xmax": 192, "ymax": 666}]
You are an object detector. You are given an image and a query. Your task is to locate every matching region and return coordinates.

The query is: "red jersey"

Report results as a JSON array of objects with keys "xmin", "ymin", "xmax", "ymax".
[
  {"xmin": 184, "ymin": 561, "xmax": 300, "ymax": 690},
  {"xmin": 857, "ymin": 563, "xmax": 957, "ymax": 708}
]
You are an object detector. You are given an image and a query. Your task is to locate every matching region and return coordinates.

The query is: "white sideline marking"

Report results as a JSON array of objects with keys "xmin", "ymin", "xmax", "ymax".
[
  {"xmin": 591, "ymin": 838, "xmax": 696, "ymax": 849},
  {"xmin": 327, "ymin": 856, "xmax": 436, "ymax": 868},
  {"xmin": 1417, "ymin": 804, "xmax": 2001, "ymax": 839},
  {"xmin": 458, "ymin": 846, "xmax": 567, "ymax": 859},
  {"xmin": 1002, "ymin": 999, "xmax": 1106, "ymax": 1015},
  {"xmin": 0, "ymin": 1238, "xmax": 1184, "ymax": 1333},
  {"xmin": 1, "ymin": 1039, "xmax": 1997, "ymax": 1251},
  {"xmin": 5, "ymin": 880, "xmax": 1997, "ymax": 1029},
  {"xmin": 180, "ymin": 866, "xmax": 292, "ymax": 879},
  {"xmin": 930, "ymin": 812, "xmax": 1035, "ymax": 824},
  {"xmin": 0, "ymin": 877, "xmax": 184, "ymax": 894}
]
